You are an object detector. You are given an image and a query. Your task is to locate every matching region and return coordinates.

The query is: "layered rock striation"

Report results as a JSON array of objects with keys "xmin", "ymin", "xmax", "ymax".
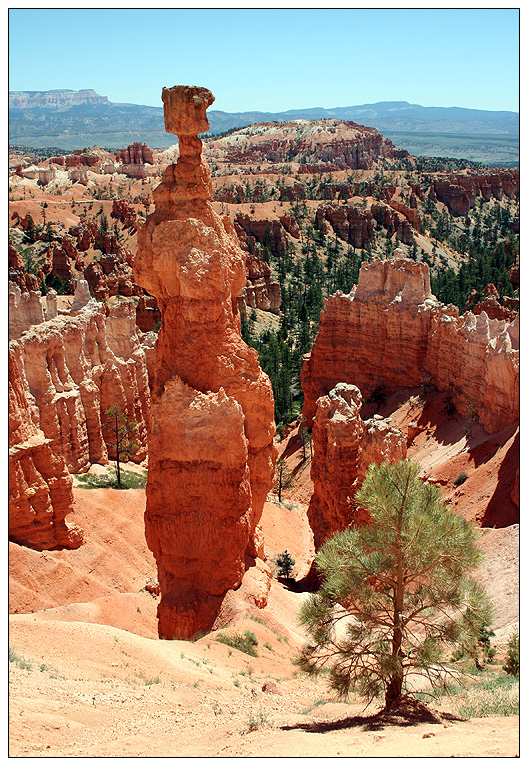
[
  {"xmin": 10, "ymin": 299, "xmax": 150, "ymax": 475},
  {"xmin": 432, "ymin": 169, "xmax": 519, "ymax": 217},
  {"xmin": 308, "ymin": 383, "xmax": 406, "ymax": 551},
  {"xmin": 212, "ymin": 119, "xmax": 409, "ymax": 170},
  {"xmin": 302, "ymin": 257, "xmax": 519, "ymax": 435},
  {"xmin": 239, "ymin": 254, "xmax": 281, "ymax": 315},
  {"xmin": 9, "ymin": 345, "xmax": 83, "ymax": 551},
  {"xmin": 134, "ymin": 85, "xmax": 277, "ymax": 639}
]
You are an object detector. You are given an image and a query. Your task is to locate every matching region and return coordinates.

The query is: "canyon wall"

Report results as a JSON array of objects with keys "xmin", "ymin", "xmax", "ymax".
[
  {"xmin": 302, "ymin": 257, "xmax": 519, "ymax": 435},
  {"xmin": 9, "ymin": 345, "xmax": 83, "ymax": 551},
  {"xmin": 308, "ymin": 383, "xmax": 406, "ymax": 551},
  {"xmin": 134, "ymin": 85, "xmax": 277, "ymax": 639},
  {"xmin": 9, "ymin": 298, "xmax": 150, "ymax": 475},
  {"xmin": 432, "ymin": 169, "xmax": 519, "ymax": 217}
]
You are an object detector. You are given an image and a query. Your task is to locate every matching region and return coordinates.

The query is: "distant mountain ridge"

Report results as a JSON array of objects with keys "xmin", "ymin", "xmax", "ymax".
[{"xmin": 9, "ymin": 89, "xmax": 519, "ymax": 165}]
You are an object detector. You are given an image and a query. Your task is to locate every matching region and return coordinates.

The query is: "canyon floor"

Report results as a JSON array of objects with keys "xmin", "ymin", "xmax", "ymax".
[{"xmin": 9, "ymin": 393, "xmax": 519, "ymax": 758}]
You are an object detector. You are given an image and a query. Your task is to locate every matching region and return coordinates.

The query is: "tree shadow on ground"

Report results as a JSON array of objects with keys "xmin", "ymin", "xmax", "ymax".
[{"xmin": 281, "ymin": 697, "xmax": 464, "ymax": 734}]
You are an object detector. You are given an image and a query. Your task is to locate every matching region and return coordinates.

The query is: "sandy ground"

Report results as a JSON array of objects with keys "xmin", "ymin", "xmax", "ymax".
[
  {"xmin": 9, "ymin": 425, "xmax": 519, "ymax": 757},
  {"xmin": 8, "ymin": 613, "xmax": 520, "ymax": 757}
]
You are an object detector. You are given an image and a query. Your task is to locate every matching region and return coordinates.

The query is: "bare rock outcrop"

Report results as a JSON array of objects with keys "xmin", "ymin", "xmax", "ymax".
[
  {"xmin": 9, "ymin": 345, "xmax": 83, "ymax": 551},
  {"xmin": 308, "ymin": 383, "xmax": 406, "ymax": 550},
  {"xmin": 134, "ymin": 85, "xmax": 277, "ymax": 639},
  {"xmin": 214, "ymin": 120, "xmax": 408, "ymax": 170},
  {"xmin": 239, "ymin": 254, "xmax": 281, "ymax": 315},
  {"xmin": 9, "ymin": 283, "xmax": 45, "ymax": 341},
  {"xmin": 302, "ymin": 257, "xmax": 519, "ymax": 435},
  {"xmin": 11, "ymin": 300, "xmax": 150, "ymax": 474},
  {"xmin": 315, "ymin": 205, "xmax": 375, "ymax": 248},
  {"xmin": 116, "ymin": 142, "xmax": 154, "ymax": 165},
  {"xmin": 433, "ymin": 169, "xmax": 519, "ymax": 217},
  {"xmin": 70, "ymin": 278, "xmax": 92, "ymax": 312},
  {"xmin": 370, "ymin": 203, "xmax": 414, "ymax": 245},
  {"xmin": 234, "ymin": 213, "xmax": 290, "ymax": 258},
  {"xmin": 135, "ymin": 294, "xmax": 161, "ymax": 333}
]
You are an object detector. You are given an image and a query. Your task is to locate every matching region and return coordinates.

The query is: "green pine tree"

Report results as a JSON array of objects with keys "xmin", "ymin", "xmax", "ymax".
[
  {"xmin": 274, "ymin": 457, "xmax": 296, "ymax": 503},
  {"xmin": 103, "ymin": 406, "xmax": 138, "ymax": 487},
  {"xmin": 296, "ymin": 460, "xmax": 492, "ymax": 708}
]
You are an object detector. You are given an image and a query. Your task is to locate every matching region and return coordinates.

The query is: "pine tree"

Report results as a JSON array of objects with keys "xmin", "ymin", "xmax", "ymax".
[
  {"xmin": 103, "ymin": 406, "xmax": 138, "ymax": 486},
  {"xmin": 296, "ymin": 460, "xmax": 492, "ymax": 708},
  {"xmin": 274, "ymin": 457, "xmax": 296, "ymax": 503},
  {"xmin": 276, "ymin": 550, "xmax": 296, "ymax": 579}
]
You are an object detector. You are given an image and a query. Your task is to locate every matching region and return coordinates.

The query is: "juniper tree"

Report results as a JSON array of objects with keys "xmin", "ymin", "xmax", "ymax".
[{"xmin": 296, "ymin": 460, "xmax": 492, "ymax": 708}]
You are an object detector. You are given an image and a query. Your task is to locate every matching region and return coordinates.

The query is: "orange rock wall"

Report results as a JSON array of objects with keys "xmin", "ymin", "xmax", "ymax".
[
  {"xmin": 10, "ymin": 301, "xmax": 150, "ymax": 474},
  {"xmin": 308, "ymin": 383, "xmax": 406, "ymax": 550},
  {"xmin": 9, "ymin": 346, "xmax": 83, "ymax": 551},
  {"xmin": 302, "ymin": 258, "xmax": 519, "ymax": 435}
]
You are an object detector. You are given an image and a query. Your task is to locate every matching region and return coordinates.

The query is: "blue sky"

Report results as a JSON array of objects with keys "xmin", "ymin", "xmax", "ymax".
[{"xmin": 8, "ymin": 8, "xmax": 519, "ymax": 113}]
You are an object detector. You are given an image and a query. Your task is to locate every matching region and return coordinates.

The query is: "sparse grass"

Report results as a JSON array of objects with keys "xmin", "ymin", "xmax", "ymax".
[
  {"xmin": 456, "ymin": 674, "xmax": 519, "ymax": 718},
  {"xmin": 9, "ymin": 648, "xmax": 32, "ymax": 672},
  {"xmin": 415, "ymin": 670, "xmax": 518, "ymax": 718},
  {"xmin": 241, "ymin": 709, "xmax": 274, "ymax": 734},
  {"xmin": 75, "ymin": 468, "xmax": 147, "ymax": 489},
  {"xmin": 216, "ymin": 631, "xmax": 258, "ymax": 657},
  {"xmin": 248, "ymin": 615, "xmax": 267, "ymax": 627}
]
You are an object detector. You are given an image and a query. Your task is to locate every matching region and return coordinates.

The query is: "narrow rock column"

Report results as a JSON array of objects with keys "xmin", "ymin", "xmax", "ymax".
[
  {"xmin": 308, "ymin": 383, "xmax": 407, "ymax": 551},
  {"xmin": 134, "ymin": 86, "xmax": 277, "ymax": 639}
]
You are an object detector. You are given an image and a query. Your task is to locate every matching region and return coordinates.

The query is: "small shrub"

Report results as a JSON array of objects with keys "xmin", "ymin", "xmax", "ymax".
[
  {"xmin": 9, "ymin": 649, "xmax": 32, "ymax": 672},
  {"xmin": 242, "ymin": 709, "xmax": 273, "ymax": 734},
  {"xmin": 454, "ymin": 471, "xmax": 468, "ymax": 486},
  {"xmin": 503, "ymin": 630, "xmax": 519, "ymax": 677},
  {"xmin": 368, "ymin": 385, "xmax": 386, "ymax": 407},
  {"xmin": 441, "ymin": 394, "xmax": 457, "ymax": 417},
  {"xmin": 216, "ymin": 631, "xmax": 258, "ymax": 657}
]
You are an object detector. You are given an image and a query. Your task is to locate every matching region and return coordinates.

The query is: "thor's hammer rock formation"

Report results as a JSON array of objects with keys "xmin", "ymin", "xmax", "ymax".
[{"xmin": 135, "ymin": 86, "xmax": 277, "ymax": 639}]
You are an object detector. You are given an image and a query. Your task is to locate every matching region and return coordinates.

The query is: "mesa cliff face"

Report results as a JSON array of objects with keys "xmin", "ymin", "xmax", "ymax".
[
  {"xmin": 134, "ymin": 86, "xmax": 277, "ymax": 639},
  {"xmin": 302, "ymin": 257, "xmax": 519, "ymax": 435},
  {"xmin": 210, "ymin": 119, "xmax": 408, "ymax": 170},
  {"xmin": 308, "ymin": 383, "xmax": 406, "ymax": 551}
]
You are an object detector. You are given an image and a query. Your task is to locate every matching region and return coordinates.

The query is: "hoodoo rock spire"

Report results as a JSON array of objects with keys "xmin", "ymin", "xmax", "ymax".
[{"xmin": 134, "ymin": 86, "xmax": 277, "ymax": 639}]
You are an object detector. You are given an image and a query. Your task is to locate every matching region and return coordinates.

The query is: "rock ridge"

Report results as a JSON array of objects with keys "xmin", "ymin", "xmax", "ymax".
[{"xmin": 302, "ymin": 256, "xmax": 519, "ymax": 434}]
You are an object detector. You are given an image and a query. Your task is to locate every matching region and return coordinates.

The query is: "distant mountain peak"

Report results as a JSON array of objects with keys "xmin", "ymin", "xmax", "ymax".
[{"xmin": 9, "ymin": 89, "xmax": 110, "ymax": 109}]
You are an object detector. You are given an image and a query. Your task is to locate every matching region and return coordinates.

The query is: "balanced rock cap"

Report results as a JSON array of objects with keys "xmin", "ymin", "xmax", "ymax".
[{"xmin": 162, "ymin": 85, "xmax": 215, "ymax": 136}]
